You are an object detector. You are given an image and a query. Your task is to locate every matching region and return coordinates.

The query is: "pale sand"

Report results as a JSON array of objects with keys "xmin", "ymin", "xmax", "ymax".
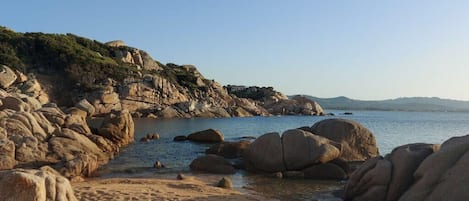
[{"xmin": 73, "ymin": 176, "xmax": 279, "ymax": 201}]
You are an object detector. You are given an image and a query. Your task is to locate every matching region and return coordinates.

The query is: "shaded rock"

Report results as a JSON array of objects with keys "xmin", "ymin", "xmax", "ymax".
[
  {"xmin": 398, "ymin": 135, "xmax": 469, "ymax": 201},
  {"xmin": 0, "ymin": 167, "xmax": 77, "ymax": 201},
  {"xmin": 271, "ymin": 172, "xmax": 283, "ymax": 179},
  {"xmin": 14, "ymin": 70, "xmax": 28, "ymax": 83},
  {"xmin": 20, "ymin": 95, "xmax": 42, "ymax": 111},
  {"xmin": 311, "ymin": 118, "xmax": 379, "ymax": 161},
  {"xmin": 189, "ymin": 154, "xmax": 235, "ymax": 174},
  {"xmin": 302, "ymin": 163, "xmax": 347, "ymax": 180},
  {"xmin": 0, "ymin": 65, "xmax": 17, "ymax": 89},
  {"xmin": 75, "ymin": 99, "xmax": 95, "ymax": 116},
  {"xmin": 59, "ymin": 153, "xmax": 99, "ymax": 178},
  {"xmin": 233, "ymin": 107, "xmax": 253, "ymax": 117},
  {"xmin": 158, "ymin": 106, "xmax": 180, "ymax": 118},
  {"xmin": 100, "ymin": 92, "xmax": 119, "ymax": 104},
  {"xmin": 187, "ymin": 129, "xmax": 224, "ymax": 143},
  {"xmin": 217, "ymin": 177, "xmax": 233, "ymax": 189},
  {"xmin": 243, "ymin": 132, "xmax": 286, "ymax": 172},
  {"xmin": 173, "ymin": 135, "xmax": 187, "ymax": 141},
  {"xmin": 282, "ymin": 129, "xmax": 341, "ymax": 170},
  {"xmin": 0, "ymin": 139, "xmax": 16, "ymax": 169},
  {"xmin": 205, "ymin": 141, "xmax": 251, "ymax": 158},
  {"xmin": 384, "ymin": 143, "xmax": 439, "ymax": 201},
  {"xmin": 0, "ymin": 96, "xmax": 30, "ymax": 112},
  {"xmin": 98, "ymin": 110, "xmax": 135, "ymax": 147},
  {"xmin": 344, "ymin": 157, "xmax": 392, "ymax": 201},
  {"xmin": 282, "ymin": 171, "xmax": 305, "ymax": 179}
]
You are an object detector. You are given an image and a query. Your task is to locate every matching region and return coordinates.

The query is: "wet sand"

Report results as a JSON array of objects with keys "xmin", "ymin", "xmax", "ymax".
[{"xmin": 73, "ymin": 175, "xmax": 279, "ymax": 201}]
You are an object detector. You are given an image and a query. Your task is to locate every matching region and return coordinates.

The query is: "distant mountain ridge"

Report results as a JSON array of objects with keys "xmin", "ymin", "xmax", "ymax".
[{"xmin": 294, "ymin": 95, "xmax": 469, "ymax": 112}]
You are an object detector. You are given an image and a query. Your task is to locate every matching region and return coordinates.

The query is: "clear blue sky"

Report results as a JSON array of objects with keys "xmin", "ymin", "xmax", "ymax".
[{"xmin": 2, "ymin": 0, "xmax": 469, "ymax": 100}]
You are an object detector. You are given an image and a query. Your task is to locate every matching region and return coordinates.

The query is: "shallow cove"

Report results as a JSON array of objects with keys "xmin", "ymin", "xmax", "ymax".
[{"xmin": 94, "ymin": 110, "xmax": 469, "ymax": 200}]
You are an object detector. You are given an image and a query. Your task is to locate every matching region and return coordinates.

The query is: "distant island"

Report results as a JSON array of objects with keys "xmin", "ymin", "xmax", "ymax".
[{"xmin": 296, "ymin": 95, "xmax": 469, "ymax": 112}]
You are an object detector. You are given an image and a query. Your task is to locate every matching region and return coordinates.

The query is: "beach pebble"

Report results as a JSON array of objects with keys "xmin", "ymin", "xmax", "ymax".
[
  {"xmin": 217, "ymin": 177, "xmax": 233, "ymax": 189},
  {"xmin": 176, "ymin": 173, "xmax": 186, "ymax": 180},
  {"xmin": 152, "ymin": 133, "xmax": 160, "ymax": 140},
  {"xmin": 153, "ymin": 161, "xmax": 165, "ymax": 169}
]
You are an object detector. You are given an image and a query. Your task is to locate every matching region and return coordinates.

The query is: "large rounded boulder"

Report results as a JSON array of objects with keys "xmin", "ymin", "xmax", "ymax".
[
  {"xmin": 398, "ymin": 135, "xmax": 469, "ymax": 201},
  {"xmin": 385, "ymin": 143, "xmax": 439, "ymax": 201},
  {"xmin": 344, "ymin": 156, "xmax": 392, "ymax": 201},
  {"xmin": 189, "ymin": 154, "xmax": 235, "ymax": 174},
  {"xmin": 187, "ymin": 129, "xmax": 224, "ymax": 143},
  {"xmin": 311, "ymin": 118, "xmax": 379, "ymax": 161},
  {"xmin": 243, "ymin": 132, "xmax": 286, "ymax": 172},
  {"xmin": 98, "ymin": 109, "xmax": 135, "ymax": 147},
  {"xmin": 205, "ymin": 141, "xmax": 251, "ymax": 158},
  {"xmin": 282, "ymin": 129, "xmax": 340, "ymax": 170},
  {"xmin": 0, "ymin": 167, "xmax": 77, "ymax": 201}
]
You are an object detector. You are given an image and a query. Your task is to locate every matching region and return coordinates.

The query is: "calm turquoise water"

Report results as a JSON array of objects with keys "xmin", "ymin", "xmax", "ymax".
[{"xmin": 97, "ymin": 110, "xmax": 469, "ymax": 200}]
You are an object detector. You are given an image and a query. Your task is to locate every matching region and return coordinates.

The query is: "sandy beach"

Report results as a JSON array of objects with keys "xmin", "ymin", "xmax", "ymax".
[{"xmin": 73, "ymin": 175, "xmax": 279, "ymax": 201}]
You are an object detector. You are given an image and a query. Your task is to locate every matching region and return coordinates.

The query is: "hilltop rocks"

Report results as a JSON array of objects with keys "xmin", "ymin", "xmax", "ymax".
[
  {"xmin": 189, "ymin": 154, "xmax": 236, "ymax": 174},
  {"xmin": 0, "ymin": 65, "xmax": 17, "ymax": 89},
  {"xmin": 187, "ymin": 129, "xmax": 224, "ymax": 143},
  {"xmin": 311, "ymin": 118, "xmax": 379, "ymax": 161},
  {"xmin": 105, "ymin": 40, "xmax": 126, "ymax": 47},
  {"xmin": 0, "ymin": 167, "xmax": 77, "ymax": 201}
]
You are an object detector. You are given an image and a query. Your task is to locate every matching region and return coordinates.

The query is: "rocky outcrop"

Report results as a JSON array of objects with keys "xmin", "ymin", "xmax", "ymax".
[
  {"xmin": 1, "ymin": 29, "xmax": 327, "ymax": 119},
  {"xmin": 0, "ymin": 80, "xmax": 135, "ymax": 178},
  {"xmin": 264, "ymin": 95, "xmax": 325, "ymax": 115},
  {"xmin": 189, "ymin": 154, "xmax": 236, "ymax": 174},
  {"xmin": 187, "ymin": 129, "xmax": 224, "ymax": 143},
  {"xmin": 311, "ymin": 118, "xmax": 379, "ymax": 161},
  {"xmin": 344, "ymin": 143, "xmax": 440, "ymax": 201},
  {"xmin": 226, "ymin": 86, "xmax": 324, "ymax": 116},
  {"xmin": 98, "ymin": 109, "xmax": 135, "ymax": 147},
  {"xmin": 0, "ymin": 167, "xmax": 77, "ymax": 201}
]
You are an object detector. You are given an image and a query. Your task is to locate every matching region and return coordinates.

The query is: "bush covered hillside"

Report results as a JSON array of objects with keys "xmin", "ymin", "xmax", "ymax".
[
  {"xmin": 0, "ymin": 26, "xmax": 324, "ymax": 118},
  {"xmin": 0, "ymin": 26, "xmax": 141, "ymax": 90}
]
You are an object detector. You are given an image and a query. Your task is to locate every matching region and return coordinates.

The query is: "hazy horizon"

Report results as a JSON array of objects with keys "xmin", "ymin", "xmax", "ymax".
[{"xmin": 2, "ymin": 1, "xmax": 468, "ymax": 100}]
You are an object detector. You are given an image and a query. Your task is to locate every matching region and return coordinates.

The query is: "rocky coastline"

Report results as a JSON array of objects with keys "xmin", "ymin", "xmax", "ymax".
[{"xmin": 1, "ymin": 27, "xmax": 468, "ymax": 201}]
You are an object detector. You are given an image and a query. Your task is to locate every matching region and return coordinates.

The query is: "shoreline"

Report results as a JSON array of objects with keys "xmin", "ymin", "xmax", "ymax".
[{"xmin": 73, "ymin": 174, "xmax": 280, "ymax": 201}]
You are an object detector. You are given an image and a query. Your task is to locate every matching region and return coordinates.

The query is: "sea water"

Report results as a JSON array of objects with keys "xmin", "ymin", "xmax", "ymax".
[{"xmin": 96, "ymin": 110, "xmax": 469, "ymax": 200}]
